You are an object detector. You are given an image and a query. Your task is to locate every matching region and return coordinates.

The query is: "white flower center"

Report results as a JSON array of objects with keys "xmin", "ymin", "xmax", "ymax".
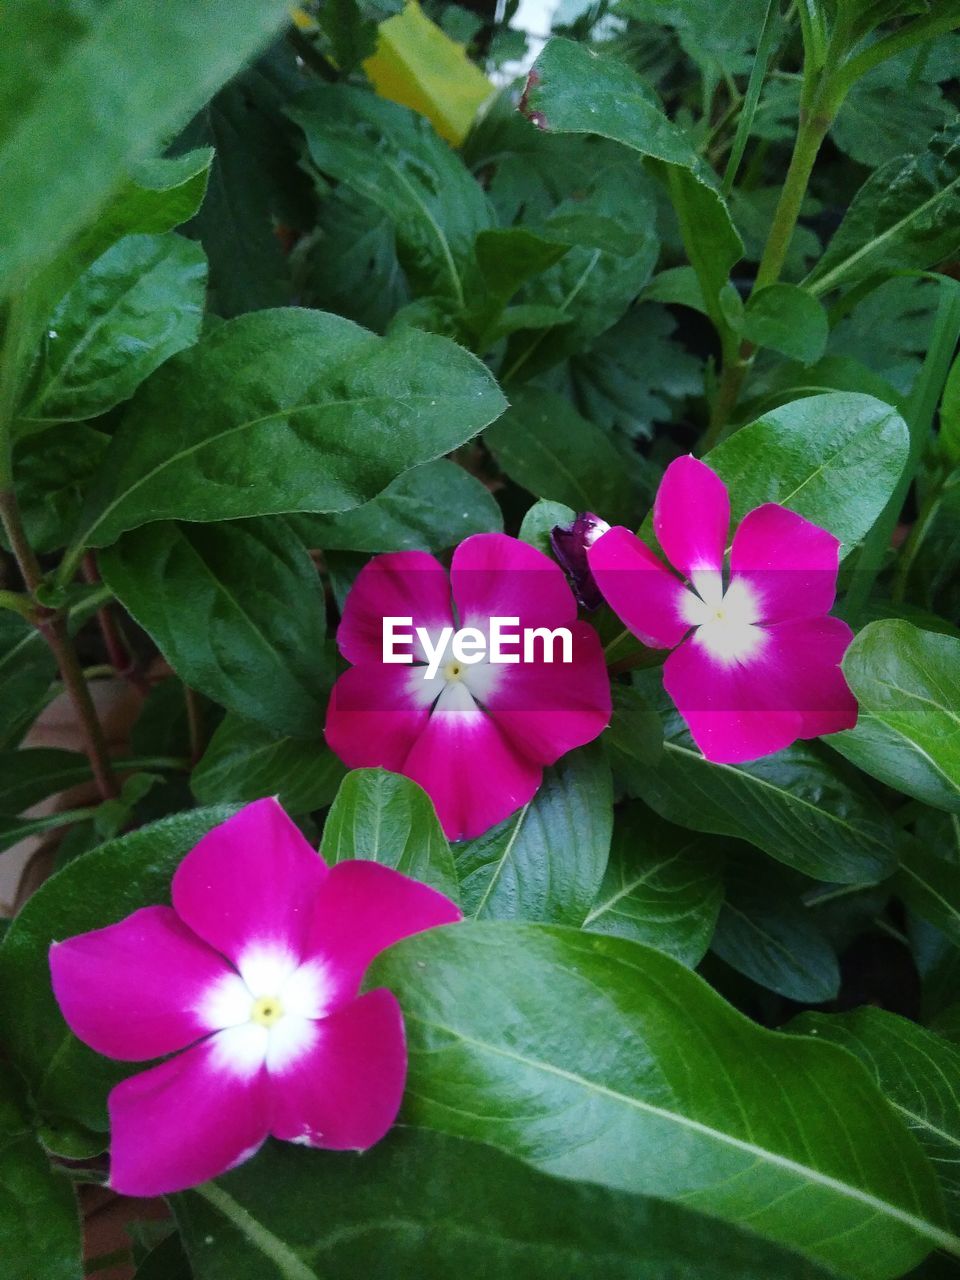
[
  {"xmin": 200, "ymin": 946, "xmax": 331, "ymax": 1077},
  {"xmin": 407, "ymin": 628, "xmax": 501, "ymax": 714},
  {"xmin": 682, "ymin": 574, "xmax": 766, "ymax": 664}
]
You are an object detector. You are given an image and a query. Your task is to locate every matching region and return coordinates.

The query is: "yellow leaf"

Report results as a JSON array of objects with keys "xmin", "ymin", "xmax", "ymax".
[
  {"xmin": 363, "ymin": 1, "xmax": 494, "ymax": 146},
  {"xmin": 290, "ymin": 6, "xmax": 316, "ymax": 31}
]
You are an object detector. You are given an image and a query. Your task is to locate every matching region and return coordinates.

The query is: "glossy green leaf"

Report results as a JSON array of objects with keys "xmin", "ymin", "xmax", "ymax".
[
  {"xmin": 371, "ymin": 922, "xmax": 955, "ymax": 1277},
  {"xmin": 321, "ymin": 768, "xmax": 458, "ymax": 900},
  {"xmin": 192, "ymin": 714, "xmax": 345, "ymax": 815},
  {"xmin": 629, "ymin": 679, "xmax": 898, "ymax": 883},
  {"xmin": 0, "ymin": 1066, "xmax": 81, "ymax": 1280},
  {"xmin": 0, "ymin": 751, "xmax": 89, "ymax": 815},
  {"xmin": 808, "ymin": 124, "xmax": 960, "ymax": 296},
  {"xmin": 517, "ymin": 499, "xmax": 575, "ymax": 555},
  {"xmin": 291, "ymin": 459, "xmax": 502, "ymax": 553},
  {"xmin": 834, "ymin": 621, "xmax": 960, "ymax": 813},
  {"xmin": 582, "ymin": 805, "xmax": 722, "ymax": 965},
  {"xmin": 793, "ymin": 1008, "xmax": 960, "ymax": 1228},
  {"xmin": 6, "ymin": 426, "xmax": 108, "ymax": 554},
  {"xmin": 604, "ymin": 679, "xmax": 664, "ymax": 791},
  {"xmin": 0, "ymin": 613, "xmax": 55, "ymax": 750},
  {"xmin": 524, "ymin": 39, "xmax": 742, "ymax": 327},
  {"xmin": 485, "ymin": 386, "xmax": 639, "ymax": 525},
  {"xmin": 831, "ymin": 54, "xmax": 954, "ymax": 170},
  {"xmin": 704, "ymin": 392, "xmax": 909, "ymax": 556},
  {"xmin": 19, "ymin": 233, "xmax": 207, "ymax": 427},
  {"xmin": 742, "ymin": 284, "xmax": 829, "ymax": 364},
  {"xmin": 712, "ymin": 858, "xmax": 840, "ymax": 1002},
  {"xmin": 897, "ymin": 841, "xmax": 960, "ymax": 947},
  {"xmin": 173, "ymin": 1128, "xmax": 841, "ymax": 1280},
  {"xmin": 101, "ymin": 518, "xmax": 330, "ymax": 737},
  {"xmin": 455, "ymin": 744, "xmax": 613, "ymax": 923},
  {"xmin": 68, "ymin": 308, "xmax": 507, "ymax": 555},
  {"xmin": 0, "ymin": 807, "xmax": 234, "ymax": 1136},
  {"xmin": 288, "ymin": 86, "xmax": 493, "ymax": 304},
  {"xmin": 0, "ymin": 0, "xmax": 288, "ymax": 296}
]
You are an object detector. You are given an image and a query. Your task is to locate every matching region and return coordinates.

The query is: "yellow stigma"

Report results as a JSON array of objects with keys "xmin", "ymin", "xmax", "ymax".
[
  {"xmin": 444, "ymin": 661, "xmax": 463, "ymax": 681},
  {"xmin": 250, "ymin": 995, "xmax": 284, "ymax": 1027}
]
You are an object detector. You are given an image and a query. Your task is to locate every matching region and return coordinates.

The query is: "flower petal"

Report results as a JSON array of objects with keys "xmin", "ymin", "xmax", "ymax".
[
  {"xmin": 269, "ymin": 989, "xmax": 406, "ymax": 1150},
  {"xmin": 403, "ymin": 684, "xmax": 543, "ymax": 839},
  {"xmin": 587, "ymin": 526, "xmax": 692, "ymax": 650},
  {"xmin": 451, "ymin": 533, "xmax": 576, "ymax": 632},
  {"xmin": 730, "ymin": 503, "xmax": 841, "ymax": 623},
  {"xmin": 172, "ymin": 799, "xmax": 327, "ymax": 970},
  {"xmin": 337, "ymin": 550, "xmax": 454, "ymax": 666},
  {"xmin": 325, "ymin": 663, "xmax": 431, "ymax": 772},
  {"xmin": 663, "ymin": 615, "xmax": 857, "ymax": 763},
  {"xmin": 654, "ymin": 455, "xmax": 730, "ymax": 582},
  {"xmin": 49, "ymin": 906, "xmax": 233, "ymax": 1062},
  {"xmin": 482, "ymin": 620, "xmax": 611, "ymax": 765},
  {"xmin": 305, "ymin": 859, "xmax": 461, "ymax": 999},
  {"xmin": 108, "ymin": 1038, "xmax": 269, "ymax": 1196}
]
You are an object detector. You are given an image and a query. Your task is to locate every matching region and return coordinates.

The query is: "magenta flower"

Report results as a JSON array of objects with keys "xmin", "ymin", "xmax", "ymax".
[
  {"xmin": 48, "ymin": 799, "xmax": 460, "ymax": 1197},
  {"xmin": 588, "ymin": 456, "xmax": 857, "ymax": 763},
  {"xmin": 325, "ymin": 533, "xmax": 611, "ymax": 840}
]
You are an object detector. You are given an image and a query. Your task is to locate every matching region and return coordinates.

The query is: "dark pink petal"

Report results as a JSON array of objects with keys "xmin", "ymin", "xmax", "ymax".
[
  {"xmin": 305, "ymin": 859, "xmax": 461, "ymax": 999},
  {"xmin": 172, "ymin": 798, "xmax": 327, "ymax": 969},
  {"xmin": 483, "ymin": 620, "xmax": 611, "ymax": 765},
  {"xmin": 269, "ymin": 989, "xmax": 406, "ymax": 1150},
  {"xmin": 654, "ymin": 455, "xmax": 730, "ymax": 579},
  {"xmin": 587, "ymin": 525, "xmax": 692, "ymax": 650},
  {"xmin": 403, "ymin": 695, "xmax": 542, "ymax": 840},
  {"xmin": 771, "ymin": 614, "xmax": 858, "ymax": 739},
  {"xmin": 663, "ymin": 615, "xmax": 857, "ymax": 763},
  {"xmin": 664, "ymin": 636, "xmax": 800, "ymax": 763},
  {"xmin": 325, "ymin": 663, "xmax": 431, "ymax": 772},
  {"xmin": 337, "ymin": 550, "xmax": 454, "ymax": 666},
  {"xmin": 108, "ymin": 1039, "xmax": 269, "ymax": 1196},
  {"xmin": 450, "ymin": 533, "xmax": 576, "ymax": 632},
  {"xmin": 730, "ymin": 503, "xmax": 841, "ymax": 623},
  {"xmin": 49, "ymin": 906, "xmax": 233, "ymax": 1062}
]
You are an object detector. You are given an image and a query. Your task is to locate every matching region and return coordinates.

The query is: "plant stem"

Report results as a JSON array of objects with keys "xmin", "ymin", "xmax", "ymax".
[
  {"xmin": 185, "ymin": 684, "xmax": 204, "ymax": 765},
  {"xmin": 81, "ymin": 551, "xmax": 148, "ymax": 693}
]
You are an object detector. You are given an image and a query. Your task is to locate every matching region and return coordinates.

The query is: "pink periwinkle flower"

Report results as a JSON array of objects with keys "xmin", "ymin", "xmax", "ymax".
[
  {"xmin": 49, "ymin": 799, "xmax": 460, "ymax": 1197},
  {"xmin": 325, "ymin": 533, "xmax": 611, "ymax": 841},
  {"xmin": 588, "ymin": 456, "xmax": 858, "ymax": 763}
]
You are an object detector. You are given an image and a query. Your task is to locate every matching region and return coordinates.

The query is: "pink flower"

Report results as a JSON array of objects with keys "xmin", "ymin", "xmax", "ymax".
[
  {"xmin": 48, "ymin": 799, "xmax": 460, "ymax": 1197},
  {"xmin": 325, "ymin": 533, "xmax": 611, "ymax": 841},
  {"xmin": 588, "ymin": 456, "xmax": 857, "ymax": 763}
]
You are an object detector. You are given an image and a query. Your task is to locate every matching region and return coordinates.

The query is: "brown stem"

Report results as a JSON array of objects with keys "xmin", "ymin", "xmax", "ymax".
[
  {"xmin": 0, "ymin": 488, "xmax": 119, "ymax": 799},
  {"xmin": 81, "ymin": 552, "xmax": 149, "ymax": 693}
]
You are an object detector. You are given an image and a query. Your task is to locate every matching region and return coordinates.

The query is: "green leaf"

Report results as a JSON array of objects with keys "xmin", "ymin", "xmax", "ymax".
[
  {"xmin": 290, "ymin": 459, "xmax": 502, "ymax": 553},
  {"xmin": 0, "ymin": 612, "xmax": 54, "ymax": 750},
  {"xmin": 524, "ymin": 38, "xmax": 742, "ymax": 330},
  {"xmin": 67, "ymin": 308, "xmax": 506, "ymax": 557},
  {"xmin": 896, "ymin": 840, "xmax": 960, "ymax": 947},
  {"xmin": 628, "ymin": 678, "xmax": 898, "ymax": 883},
  {"xmin": 321, "ymin": 768, "xmax": 458, "ymax": 900},
  {"xmin": 0, "ymin": 0, "xmax": 289, "ymax": 296},
  {"xmin": 808, "ymin": 124, "xmax": 960, "ymax": 296},
  {"xmin": 831, "ymin": 52, "xmax": 954, "ymax": 170},
  {"xmin": 19, "ymin": 233, "xmax": 207, "ymax": 428},
  {"xmin": 0, "ymin": 807, "xmax": 235, "ymax": 1135},
  {"xmin": 604, "ymin": 679, "xmax": 664, "ymax": 791},
  {"xmin": 455, "ymin": 744, "xmax": 613, "ymax": 923},
  {"xmin": 101, "ymin": 518, "xmax": 330, "ymax": 737},
  {"xmin": 793, "ymin": 1008, "xmax": 960, "ymax": 1228},
  {"xmin": 517, "ymin": 499, "xmax": 575, "ymax": 555},
  {"xmin": 5, "ymin": 426, "xmax": 108, "ymax": 555},
  {"xmin": 619, "ymin": 0, "xmax": 772, "ymax": 76},
  {"xmin": 288, "ymin": 86, "xmax": 493, "ymax": 305},
  {"xmin": 582, "ymin": 805, "xmax": 722, "ymax": 966},
  {"xmin": 173, "ymin": 1127, "xmax": 842, "ymax": 1280},
  {"xmin": 703, "ymin": 392, "xmax": 909, "ymax": 556},
  {"xmin": 712, "ymin": 857, "xmax": 840, "ymax": 1002},
  {"xmin": 174, "ymin": 44, "xmax": 310, "ymax": 318},
  {"xmin": 0, "ymin": 1065, "xmax": 81, "ymax": 1280},
  {"xmin": 742, "ymin": 284, "xmax": 829, "ymax": 363},
  {"xmin": 371, "ymin": 922, "xmax": 955, "ymax": 1277},
  {"xmin": 485, "ymin": 386, "xmax": 639, "ymax": 525},
  {"xmin": 192, "ymin": 714, "xmax": 345, "ymax": 816},
  {"xmin": 833, "ymin": 621, "xmax": 960, "ymax": 813},
  {"xmin": 0, "ymin": 750, "xmax": 90, "ymax": 814}
]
